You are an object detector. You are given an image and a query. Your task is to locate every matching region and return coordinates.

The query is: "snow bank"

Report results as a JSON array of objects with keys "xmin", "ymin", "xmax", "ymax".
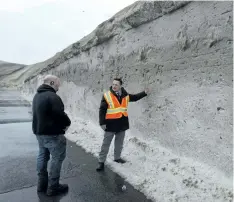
[
  {"xmin": 18, "ymin": 1, "xmax": 233, "ymax": 201},
  {"xmin": 23, "ymin": 87, "xmax": 233, "ymax": 202}
]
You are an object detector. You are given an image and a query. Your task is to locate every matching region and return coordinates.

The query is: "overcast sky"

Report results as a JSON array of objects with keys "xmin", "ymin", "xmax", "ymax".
[{"xmin": 0, "ymin": 0, "xmax": 136, "ymax": 65}]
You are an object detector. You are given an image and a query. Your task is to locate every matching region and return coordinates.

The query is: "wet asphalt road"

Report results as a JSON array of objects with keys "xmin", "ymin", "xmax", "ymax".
[{"xmin": 0, "ymin": 89, "xmax": 152, "ymax": 202}]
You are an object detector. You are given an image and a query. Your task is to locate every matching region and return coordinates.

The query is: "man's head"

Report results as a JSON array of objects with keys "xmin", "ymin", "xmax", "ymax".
[
  {"xmin": 112, "ymin": 78, "xmax": 122, "ymax": 92},
  {"xmin": 43, "ymin": 75, "xmax": 61, "ymax": 92}
]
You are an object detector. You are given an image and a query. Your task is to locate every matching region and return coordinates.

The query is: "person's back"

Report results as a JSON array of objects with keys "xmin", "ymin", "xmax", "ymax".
[
  {"xmin": 33, "ymin": 84, "xmax": 70, "ymax": 135},
  {"xmin": 32, "ymin": 75, "xmax": 71, "ymax": 196}
]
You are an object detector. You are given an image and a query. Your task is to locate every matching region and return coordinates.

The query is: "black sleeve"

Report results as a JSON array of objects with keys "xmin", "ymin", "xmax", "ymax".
[
  {"xmin": 129, "ymin": 91, "xmax": 147, "ymax": 102},
  {"xmin": 50, "ymin": 94, "xmax": 71, "ymax": 128},
  {"xmin": 99, "ymin": 95, "xmax": 108, "ymax": 125}
]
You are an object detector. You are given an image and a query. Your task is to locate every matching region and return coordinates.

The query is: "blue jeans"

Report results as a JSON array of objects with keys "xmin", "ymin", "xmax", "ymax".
[{"xmin": 36, "ymin": 135, "xmax": 66, "ymax": 187}]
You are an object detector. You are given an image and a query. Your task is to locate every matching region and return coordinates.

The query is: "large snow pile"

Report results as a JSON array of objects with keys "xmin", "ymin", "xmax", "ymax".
[{"xmin": 3, "ymin": 1, "xmax": 233, "ymax": 201}]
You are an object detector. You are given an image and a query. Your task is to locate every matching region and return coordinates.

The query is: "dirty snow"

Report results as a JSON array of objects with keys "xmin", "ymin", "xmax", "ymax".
[
  {"xmin": 23, "ymin": 88, "xmax": 233, "ymax": 202},
  {"xmin": 64, "ymin": 115, "xmax": 233, "ymax": 202}
]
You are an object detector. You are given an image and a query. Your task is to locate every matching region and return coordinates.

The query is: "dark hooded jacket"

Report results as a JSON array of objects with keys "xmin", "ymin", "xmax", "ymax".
[
  {"xmin": 32, "ymin": 84, "xmax": 71, "ymax": 135},
  {"xmin": 99, "ymin": 87, "xmax": 147, "ymax": 132}
]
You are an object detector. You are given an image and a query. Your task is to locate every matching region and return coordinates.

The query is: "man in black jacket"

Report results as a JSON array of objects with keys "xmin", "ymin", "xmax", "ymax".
[
  {"xmin": 96, "ymin": 78, "xmax": 148, "ymax": 171},
  {"xmin": 32, "ymin": 75, "xmax": 71, "ymax": 196}
]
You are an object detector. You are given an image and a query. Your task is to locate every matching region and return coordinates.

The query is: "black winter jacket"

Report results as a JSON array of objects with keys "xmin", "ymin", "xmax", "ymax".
[
  {"xmin": 32, "ymin": 84, "xmax": 71, "ymax": 135},
  {"xmin": 99, "ymin": 87, "xmax": 147, "ymax": 132}
]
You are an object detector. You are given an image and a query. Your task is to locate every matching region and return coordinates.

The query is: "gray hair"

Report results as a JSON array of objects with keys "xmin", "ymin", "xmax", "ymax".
[{"xmin": 43, "ymin": 75, "xmax": 59, "ymax": 85}]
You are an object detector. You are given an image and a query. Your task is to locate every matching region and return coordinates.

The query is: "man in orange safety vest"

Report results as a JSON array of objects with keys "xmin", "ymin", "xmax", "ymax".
[{"xmin": 96, "ymin": 78, "xmax": 149, "ymax": 171}]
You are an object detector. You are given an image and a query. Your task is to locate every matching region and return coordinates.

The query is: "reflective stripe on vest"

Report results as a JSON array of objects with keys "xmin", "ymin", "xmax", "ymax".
[
  {"xmin": 104, "ymin": 91, "xmax": 129, "ymax": 119},
  {"xmin": 104, "ymin": 91, "xmax": 114, "ymax": 108}
]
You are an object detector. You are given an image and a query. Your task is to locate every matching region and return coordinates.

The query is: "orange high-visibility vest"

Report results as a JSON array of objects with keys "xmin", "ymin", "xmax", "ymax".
[{"xmin": 104, "ymin": 91, "xmax": 129, "ymax": 119}]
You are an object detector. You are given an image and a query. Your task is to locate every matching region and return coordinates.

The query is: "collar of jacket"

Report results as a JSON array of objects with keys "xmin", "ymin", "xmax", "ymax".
[{"xmin": 37, "ymin": 84, "xmax": 56, "ymax": 93}]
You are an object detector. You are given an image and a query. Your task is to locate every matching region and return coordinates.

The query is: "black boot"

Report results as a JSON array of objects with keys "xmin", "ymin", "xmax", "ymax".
[
  {"xmin": 96, "ymin": 162, "xmax": 104, "ymax": 172},
  {"xmin": 114, "ymin": 158, "xmax": 126, "ymax": 164},
  {"xmin": 46, "ymin": 184, "xmax": 69, "ymax": 196},
  {"xmin": 37, "ymin": 174, "xmax": 48, "ymax": 192}
]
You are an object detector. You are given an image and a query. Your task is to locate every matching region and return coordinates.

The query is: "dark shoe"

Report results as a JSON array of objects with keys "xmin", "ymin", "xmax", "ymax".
[
  {"xmin": 37, "ymin": 177, "xmax": 48, "ymax": 192},
  {"xmin": 46, "ymin": 184, "xmax": 69, "ymax": 196},
  {"xmin": 114, "ymin": 158, "xmax": 126, "ymax": 164},
  {"xmin": 96, "ymin": 162, "xmax": 104, "ymax": 172},
  {"xmin": 37, "ymin": 184, "xmax": 48, "ymax": 193}
]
